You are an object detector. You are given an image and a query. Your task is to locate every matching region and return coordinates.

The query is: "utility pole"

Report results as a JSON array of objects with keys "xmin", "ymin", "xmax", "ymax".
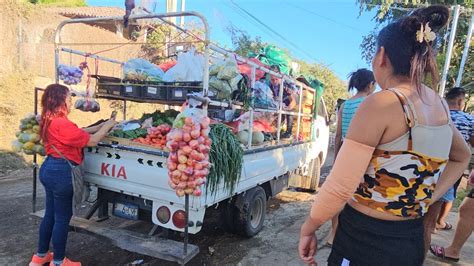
[
  {"xmin": 455, "ymin": 11, "xmax": 473, "ymax": 87},
  {"xmin": 180, "ymin": 0, "xmax": 186, "ymax": 28},
  {"xmin": 439, "ymin": 5, "xmax": 461, "ymax": 96},
  {"xmin": 166, "ymin": 0, "xmax": 177, "ymax": 24}
]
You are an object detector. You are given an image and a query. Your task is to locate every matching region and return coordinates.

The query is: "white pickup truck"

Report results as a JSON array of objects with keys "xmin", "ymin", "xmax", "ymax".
[
  {"xmin": 83, "ymin": 97, "xmax": 330, "ymax": 234},
  {"xmin": 36, "ymin": 11, "xmax": 331, "ymax": 265}
]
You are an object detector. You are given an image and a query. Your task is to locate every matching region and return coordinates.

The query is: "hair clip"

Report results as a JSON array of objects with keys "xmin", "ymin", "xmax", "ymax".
[{"xmin": 416, "ymin": 22, "xmax": 436, "ymax": 43}]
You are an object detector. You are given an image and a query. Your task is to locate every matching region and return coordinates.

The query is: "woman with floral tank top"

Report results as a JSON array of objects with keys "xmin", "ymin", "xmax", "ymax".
[{"xmin": 298, "ymin": 5, "xmax": 471, "ymax": 266}]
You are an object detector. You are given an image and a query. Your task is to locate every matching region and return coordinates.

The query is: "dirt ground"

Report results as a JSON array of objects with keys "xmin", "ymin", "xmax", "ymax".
[{"xmin": 0, "ymin": 153, "xmax": 473, "ymax": 266}]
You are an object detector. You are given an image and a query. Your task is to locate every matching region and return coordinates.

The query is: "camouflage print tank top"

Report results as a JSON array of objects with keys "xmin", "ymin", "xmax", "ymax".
[{"xmin": 352, "ymin": 89, "xmax": 453, "ymax": 218}]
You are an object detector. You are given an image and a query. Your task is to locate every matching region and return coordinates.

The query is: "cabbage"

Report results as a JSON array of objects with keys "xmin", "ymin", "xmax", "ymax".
[
  {"xmin": 18, "ymin": 133, "xmax": 31, "ymax": 143},
  {"xmin": 23, "ymin": 142, "xmax": 35, "ymax": 151},
  {"xmin": 11, "ymin": 140, "xmax": 23, "ymax": 152},
  {"xmin": 252, "ymin": 131, "xmax": 265, "ymax": 145},
  {"xmin": 237, "ymin": 130, "xmax": 249, "ymax": 144}
]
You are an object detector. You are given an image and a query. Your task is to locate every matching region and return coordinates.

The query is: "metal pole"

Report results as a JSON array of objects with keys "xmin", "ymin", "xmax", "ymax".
[
  {"xmin": 247, "ymin": 66, "xmax": 256, "ymax": 148},
  {"xmin": 440, "ymin": 5, "xmax": 461, "ymax": 96},
  {"xmin": 123, "ymin": 100, "xmax": 127, "ymax": 120},
  {"xmin": 184, "ymin": 194, "xmax": 189, "ymax": 256},
  {"xmin": 276, "ymin": 79, "xmax": 284, "ymax": 143},
  {"xmin": 296, "ymin": 85, "xmax": 303, "ymax": 140},
  {"xmin": 33, "ymin": 87, "xmax": 39, "ymax": 213},
  {"xmin": 54, "ymin": 46, "xmax": 60, "ymax": 83},
  {"xmin": 456, "ymin": 11, "xmax": 474, "ymax": 87},
  {"xmin": 180, "ymin": 0, "xmax": 186, "ymax": 28},
  {"xmin": 60, "ymin": 48, "xmax": 124, "ymax": 65}
]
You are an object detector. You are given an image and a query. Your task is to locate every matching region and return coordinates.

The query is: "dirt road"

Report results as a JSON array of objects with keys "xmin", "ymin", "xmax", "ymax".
[
  {"xmin": 0, "ymin": 169, "xmax": 324, "ymax": 266},
  {"xmin": 0, "ymin": 160, "xmax": 472, "ymax": 265}
]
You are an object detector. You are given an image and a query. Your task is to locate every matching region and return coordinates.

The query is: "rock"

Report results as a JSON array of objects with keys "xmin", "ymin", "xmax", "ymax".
[{"xmin": 208, "ymin": 246, "xmax": 215, "ymax": 256}]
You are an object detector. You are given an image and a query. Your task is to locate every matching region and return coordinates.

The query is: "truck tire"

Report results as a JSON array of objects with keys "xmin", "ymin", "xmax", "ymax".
[
  {"xmin": 220, "ymin": 200, "xmax": 237, "ymax": 233},
  {"xmin": 234, "ymin": 186, "xmax": 267, "ymax": 237},
  {"xmin": 309, "ymin": 157, "xmax": 321, "ymax": 191}
]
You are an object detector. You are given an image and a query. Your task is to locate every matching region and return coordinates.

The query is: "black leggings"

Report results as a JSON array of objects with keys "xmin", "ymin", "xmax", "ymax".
[{"xmin": 328, "ymin": 205, "xmax": 424, "ymax": 266}]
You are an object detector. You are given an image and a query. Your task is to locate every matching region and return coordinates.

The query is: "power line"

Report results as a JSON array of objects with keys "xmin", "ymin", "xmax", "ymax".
[
  {"xmin": 285, "ymin": 2, "xmax": 363, "ymax": 32},
  {"xmin": 223, "ymin": 2, "xmax": 283, "ymax": 45},
  {"xmin": 229, "ymin": 0, "xmax": 319, "ymax": 62}
]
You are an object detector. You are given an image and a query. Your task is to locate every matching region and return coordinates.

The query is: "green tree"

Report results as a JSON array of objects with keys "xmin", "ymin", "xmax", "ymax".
[
  {"xmin": 358, "ymin": 1, "xmax": 473, "ymax": 91},
  {"xmin": 227, "ymin": 25, "xmax": 266, "ymax": 58},
  {"xmin": 297, "ymin": 61, "xmax": 348, "ymax": 117}
]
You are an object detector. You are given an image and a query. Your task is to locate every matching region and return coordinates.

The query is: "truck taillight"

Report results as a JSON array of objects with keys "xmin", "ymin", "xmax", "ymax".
[
  {"xmin": 172, "ymin": 210, "xmax": 186, "ymax": 229},
  {"xmin": 156, "ymin": 206, "xmax": 170, "ymax": 224}
]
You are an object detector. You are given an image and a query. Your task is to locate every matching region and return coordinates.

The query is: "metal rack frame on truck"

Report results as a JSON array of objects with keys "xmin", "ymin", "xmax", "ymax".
[{"xmin": 31, "ymin": 11, "xmax": 330, "ymax": 265}]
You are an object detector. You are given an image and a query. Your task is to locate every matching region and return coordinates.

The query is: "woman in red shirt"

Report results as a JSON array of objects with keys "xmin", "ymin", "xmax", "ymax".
[{"xmin": 29, "ymin": 84, "xmax": 116, "ymax": 266}]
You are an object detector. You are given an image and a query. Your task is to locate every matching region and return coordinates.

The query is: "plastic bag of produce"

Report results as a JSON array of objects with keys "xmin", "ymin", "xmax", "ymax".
[
  {"xmin": 166, "ymin": 102, "xmax": 212, "ymax": 197},
  {"xmin": 253, "ymin": 80, "xmax": 277, "ymax": 108},
  {"xmin": 163, "ymin": 49, "xmax": 205, "ymax": 82},
  {"xmin": 237, "ymin": 58, "xmax": 267, "ymax": 84},
  {"xmin": 123, "ymin": 58, "xmax": 164, "ymax": 82},
  {"xmin": 58, "ymin": 64, "xmax": 83, "ymax": 85},
  {"xmin": 228, "ymin": 74, "xmax": 243, "ymax": 92},
  {"xmin": 187, "ymin": 49, "xmax": 205, "ymax": 81},
  {"xmin": 217, "ymin": 57, "xmax": 240, "ymax": 80},
  {"xmin": 209, "ymin": 76, "xmax": 223, "ymax": 91},
  {"xmin": 75, "ymin": 97, "xmax": 100, "ymax": 112},
  {"xmin": 163, "ymin": 52, "xmax": 188, "ymax": 82}
]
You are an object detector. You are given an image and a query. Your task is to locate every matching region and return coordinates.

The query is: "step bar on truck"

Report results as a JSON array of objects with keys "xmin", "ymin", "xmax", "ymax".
[{"xmin": 32, "ymin": 210, "xmax": 199, "ymax": 265}]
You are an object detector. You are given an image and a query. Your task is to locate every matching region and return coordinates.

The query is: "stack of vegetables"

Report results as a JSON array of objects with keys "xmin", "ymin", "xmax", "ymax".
[
  {"xmin": 12, "ymin": 114, "xmax": 45, "ymax": 156},
  {"xmin": 132, "ymin": 124, "xmax": 171, "ymax": 149},
  {"xmin": 108, "ymin": 110, "xmax": 179, "ymax": 150},
  {"xmin": 166, "ymin": 109, "xmax": 212, "ymax": 197},
  {"xmin": 209, "ymin": 58, "xmax": 242, "ymax": 100}
]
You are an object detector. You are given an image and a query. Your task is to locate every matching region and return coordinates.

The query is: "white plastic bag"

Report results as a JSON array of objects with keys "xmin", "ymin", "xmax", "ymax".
[{"xmin": 163, "ymin": 49, "xmax": 205, "ymax": 82}]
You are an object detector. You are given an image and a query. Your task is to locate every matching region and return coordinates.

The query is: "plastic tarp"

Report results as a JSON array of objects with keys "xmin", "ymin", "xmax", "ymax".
[{"xmin": 253, "ymin": 45, "xmax": 292, "ymax": 75}]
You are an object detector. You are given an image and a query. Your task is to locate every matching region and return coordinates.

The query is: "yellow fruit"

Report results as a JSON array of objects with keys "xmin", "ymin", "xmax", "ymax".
[{"xmin": 23, "ymin": 142, "xmax": 35, "ymax": 151}]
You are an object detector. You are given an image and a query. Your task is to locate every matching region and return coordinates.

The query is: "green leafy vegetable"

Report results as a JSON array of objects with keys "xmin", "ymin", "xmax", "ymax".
[{"xmin": 207, "ymin": 124, "xmax": 244, "ymax": 195}]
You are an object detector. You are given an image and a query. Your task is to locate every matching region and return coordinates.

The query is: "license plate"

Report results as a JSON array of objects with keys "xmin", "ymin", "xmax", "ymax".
[{"xmin": 113, "ymin": 202, "xmax": 139, "ymax": 220}]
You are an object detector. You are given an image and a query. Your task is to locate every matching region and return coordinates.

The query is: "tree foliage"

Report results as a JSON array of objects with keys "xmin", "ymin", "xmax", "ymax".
[
  {"xmin": 297, "ymin": 61, "xmax": 348, "ymax": 117},
  {"xmin": 357, "ymin": 1, "xmax": 473, "ymax": 92},
  {"xmin": 227, "ymin": 25, "xmax": 266, "ymax": 58}
]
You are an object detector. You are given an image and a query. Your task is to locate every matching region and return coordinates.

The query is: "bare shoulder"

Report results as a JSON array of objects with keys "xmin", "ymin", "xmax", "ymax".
[{"xmin": 357, "ymin": 90, "xmax": 400, "ymax": 115}]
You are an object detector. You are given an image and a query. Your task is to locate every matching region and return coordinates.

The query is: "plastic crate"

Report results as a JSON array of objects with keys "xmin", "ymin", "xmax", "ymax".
[
  {"xmin": 95, "ymin": 75, "xmax": 123, "ymax": 96},
  {"xmin": 142, "ymin": 82, "xmax": 168, "ymax": 100},
  {"xmin": 167, "ymin": 82, "xmax": 203, "ymax": 101},
  {"xmin": 122, "ymin": 83, "xmax": 143, "ymax": 98}
]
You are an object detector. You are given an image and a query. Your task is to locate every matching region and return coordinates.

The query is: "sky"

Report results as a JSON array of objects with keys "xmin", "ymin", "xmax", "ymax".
[{"xmin": 86, "ymin": 0, "xmax": 379, "ymax": 81}]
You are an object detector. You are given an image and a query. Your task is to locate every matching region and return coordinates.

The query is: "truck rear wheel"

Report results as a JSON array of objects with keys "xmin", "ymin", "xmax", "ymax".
[
  {"xmin": 309, "ymin": 157, "xmax": 321, "ymax": 191},
  {"xmin": 234, "ymin": 186, "xmax": 267, "ymax": 237}
]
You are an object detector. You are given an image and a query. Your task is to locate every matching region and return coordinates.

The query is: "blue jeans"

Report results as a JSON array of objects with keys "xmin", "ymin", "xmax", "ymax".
[{"xmin": 38, "ymin": 156, "xmax": 74, "ymax": 261}]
